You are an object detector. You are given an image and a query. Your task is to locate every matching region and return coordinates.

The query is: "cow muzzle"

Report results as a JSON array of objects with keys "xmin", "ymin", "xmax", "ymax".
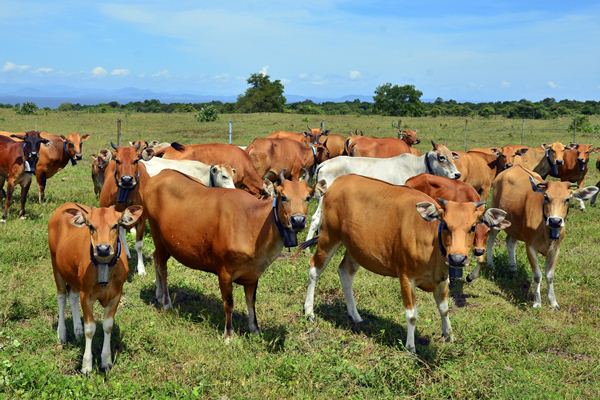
[
  {"xmin": 75, "ymin": 154, "xmax": 83, "ymax": 161},
  {"xmin": 546, "ymin": 216, "xmax": 564, "ymax": 240},
  {"xmin": 96, "ymin": 244, "xmax": 111, "ymax": 258},
  {"xmin": 120, "ymin": 175, "xmax": 136, "ymax": 188},
  {"xmin": 452, "ymin": 172, "xmax": 461, "ymax": 179},
  {"xmin": 555, "ymin": 159, "xmax": 564, "ymax": 166},
  {"xmin": 473, "ymin": 247, "xmax": 485, "ymax": 257},
  {"xmin": 448, "ymin": 253, "xmax": 468, "ymax": 267},
  {"xmin": 504, "ymin": 163, "xmax": 513, "ymax": 169},
  {"xmin": 415, "ymin": 139, "xmax": 421, "ymax": 144},
  {"xmin": 290, "ymin": 214, "xmax": 306, "ymax": 231}
]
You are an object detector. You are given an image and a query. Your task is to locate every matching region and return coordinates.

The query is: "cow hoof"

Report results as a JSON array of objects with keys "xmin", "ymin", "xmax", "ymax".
[
  {"xmin": 0, "ymin": 219, "xmax": 6, "ymax": 224},
  {"xmin": 532, "ymin": 302, "xmax": 542, "ymax": 309},
  {"xmin": 19, "ymin": 216, "xmax": 26, "ymax": 220},
  {"xmin": 81, "ymin": 364, "xmax": 93, "ymax": 375},
  {"xmin": 406, "ymin": 344, "xmax": 416, "ymax": 353},
  {"xmin": 224, "ymin": 335, "xmax": 233, "ymax": 344},
  {"xmin": 305, "ymin": 313, "xmax": 315, "ymax": 323},
  {"xmin": 74, "ymin": 327, "xmax": 83, "ymax": 340},
  {"xmin": 137, "ymin": 269, "xmax": 147, "ymax": 276},
  {"xmin": 101, "ymin": 361, "xmax": 113, "ymax": 371},
  {"xmin": 550, "ymin": 303, "xmax": 560, "ymax": 311}
]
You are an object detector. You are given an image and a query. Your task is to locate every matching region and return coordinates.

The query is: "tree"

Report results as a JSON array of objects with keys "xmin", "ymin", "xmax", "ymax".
[
  {"xmin": 373, "ymin": 83, "xmax": 424, "ymax": 116},
  {"xmin": 236, "ymin": 73, "xmax": 286, "ymax": 113},
  {"xmin": 16, "ymin": 101, "xmax": 38, "ymax": 115}
]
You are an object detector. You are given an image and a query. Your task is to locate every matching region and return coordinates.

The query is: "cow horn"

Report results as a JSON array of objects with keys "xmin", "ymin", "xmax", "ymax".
[
  {"xmin": 306, "ymin": 125, "xmax": 312, "ymax": 132},
  {"xmin": 474, "ymin": 201, "xmax": 485, "ymax": 208},
  {"xmin": 110, "ymin": 141, "xmax": 118, "ymax": 150},
  {"xmin": 431, "ymin": 140, "xmax": 438, "ymax": 149},
  {"xmin": 437, "ymin": 197, "xmax": 448, "ymax": 206},
  {"xmin": 134, "ymin": 142, "xmax": 141, "ymax": 151}
]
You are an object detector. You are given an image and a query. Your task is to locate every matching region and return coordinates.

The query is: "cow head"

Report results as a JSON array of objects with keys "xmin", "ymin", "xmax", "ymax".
[
  {"xmin": 11, "ymin": 131, "xmax": 50, "ymax": 173},
  {"xmin": 473, "ymin": 208, "xmax": 511, "ymax": 257},
  {"xmin": 529, "ymin": 176, "xmax": 599, "ymax": 240},
  {"xmin": 62, "ymin": 133, "xmax": 90, "ymax": 161},
  {"xmin": 303, "ymin": 127, "xmax": 326, "ymax": 144},
  {"xmin": 497, "ymin": 146, "xmax": 529, "ymax": 170},
  {"xmin": 566, "ymin": 143, "xmax": 596, "ymax": 172},
  {"xmin": 314, "ymin": 138, "xmax": 330, "ymax": 163},
  {"xmin": 110, "ymin": 142, "xmax": 142, "ymax": 190},
  {"xmin": 274, "ymin": 170, "xmax": 314, "ymax": 232},
  {"xmin": 542, "ymin": 142, "xmax": 566, "ymax": 169},
  {"xmin": 91, "ymin": 149, "xmax": 112, "ymax": 174},
  {"xmin": 426, "ymin": 141, "xmax": 461, "ymax": 180},
  {"xmin": 398, "ymin": 129, "xmax": 420, "ymax": 145},
  {"xmin": 63, "ymin": 204, "xmax": 143, "ymax": 284},
  {"xmin": 209, "ymin": 164, "xmax": 236, "ymax": 188}
]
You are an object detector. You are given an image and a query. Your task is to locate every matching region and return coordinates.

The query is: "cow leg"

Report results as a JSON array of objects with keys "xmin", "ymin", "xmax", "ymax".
[
  {"xmin": 434, "ymin": 279, "xmax": 453, "ymax": 342},
  {"xmin": 486, "ymin": 229, "xmax": 499, "ymax": 267},
  {"xmin": 400, "ymin": 273, "xmax": 417, "ymax": 352},
  {"xmin": 101, "ymin": 296, "xmax": 120, "ymax": 371},
  {"xmin": 304, "ymin": 238, "xmax": 340, "ymax": 321},
  {"xmin": 217, "ymin": 272, "xmax": 234, "ymax": 341},
  {"xmin": 2, "ymin": 177, "xmax": 15, "ymax": 222},
  {"xmin": 69, "ymin": 291, "xmax": 83, "ymax": 340},
  {"xmin": 305, "ymin": 198, "xmax": 323, "ymax": 242},
  {"xmin": 18, "ymin": 178, "xmax": 32, "ymax": 219},
  {"xmin": 37, "ymin": 172, "xmax": 47, "ymax": 203},
  {"xmin": 134, "ymin": 220, "xmax": 146, "ymax": 276},
  {"xmin": 81, "ymin": 294, "xmax": 96, "ymax": 374},
  {"xmin": 591, "ymin": 181, "xmax": 600, "ymax": 205},
  {"xmin": 153, "ymin": 242, "xmax": 172, "ymax": 309},
  {"xmin": 506, "ymin": 236, "xmax": 518, "ymax": 272},
  {"xmin": 56, "ymin": 291, "xmax": 67, "ymax": 344},
  {"xmin": 243, "ymin": 281, "xmax": 260, "ymax": 334},
  {"xmin": 0, "ymin": 176, "xmax": 6, "ymax": 199},
  {"xmin": 338, "ymin": 251, "xmax": 363, "ymax": 323},
  {"xmin": 545, "ymin": 247, "xmax": 560, "ymax": 310},
  {"xmin": 525, "ymin": 244, "xmax": 542, "ymax": 308},
  {"xmin": 119, "ymin": 226, "xmax": 131, "ymax": 258}
]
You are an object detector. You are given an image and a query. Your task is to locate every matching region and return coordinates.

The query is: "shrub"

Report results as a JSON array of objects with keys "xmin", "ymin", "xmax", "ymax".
[
  {"xmin": 196, "ymin": 105, "xmax": 219, "ymax": 122},
  {"xmin": 16, "ymin": 102, "xmax": 38, "ymax": 115}
]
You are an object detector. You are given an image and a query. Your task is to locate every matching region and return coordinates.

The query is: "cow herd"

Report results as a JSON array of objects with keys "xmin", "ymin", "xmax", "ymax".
[{"xmin": 1, "ymin": 126, "xmax": 599, "ymax": 374}]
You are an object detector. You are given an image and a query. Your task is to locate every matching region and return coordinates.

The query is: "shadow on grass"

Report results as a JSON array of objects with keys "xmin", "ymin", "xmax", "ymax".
[
  {"xmin": 315, "ymin": 299, "xmax": 443, "ymax": 365},
  {"xmin": 139, "ymin": 284, "xmax": 288, "ymax": 353}
]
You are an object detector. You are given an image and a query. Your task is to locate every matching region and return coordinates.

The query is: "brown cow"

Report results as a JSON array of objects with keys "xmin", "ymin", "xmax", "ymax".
[
  {"xmin": 345, "ymin": 135, "xmax": 412, "ymax": 158},
  {"xmin": 397, "ymin": 129, "xmax": 421, "ymax": 146},
  {"xmin": 267, "ymin": 126, "xmax": 327, "ymax": 144},
  {"xmin": 302, "ymin": 175, "xmax": 507, "ymax": 352},
  {"xmin": 315, "ymin": 133, "xmax": 347, "ymax": 161},
  {"xmin": 99, "ymin": 143, "xmax": 149, "ymax": 276},
  {"xmin": 144, "ymin": 170, "xmax": 313, "ymax": 339},
  {"xmin": 558, "ymin": 143, "xmax": 597, "ymax": 210},
  {"xmin": 508, "ymin": 142, "xmax": 566, "ymax": 178},
  {"xmin": 495, "ymin": 145, "xmax": 529, "ymax": 171},
  {"xmin": 453, "ymin": 150, "xmax": 500, "ymax": 200},
  {"xmin": 245, "ymin": 138, "xmax": 316, "ymax": 181},
  {"xmin": 91, "ymin": 149, "xmax": 112, "ymax": 197},
  {"xmin": 157, "ymin": 143, "xmax": 269, "ymax": 198},
  {"xmin": 483, "ymin": 166, "xmax": 597, "ymax": 308},
  {"xmin": 48, "ymin": 202, "xmax": 143, "ymax": 373},
  {"xmin": 0, "ymin": 131, "xmax": 49, "ymax": 222}
]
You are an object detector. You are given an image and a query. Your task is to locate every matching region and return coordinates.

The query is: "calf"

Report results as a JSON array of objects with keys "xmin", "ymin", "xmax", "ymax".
[
  {"xmin": 48, "ymin": 202, "xmax": 142, "ymax": 373},
  {"xmin": 305, "ymin": 141, "xmax": 461, "ymax": 241},
  {"xmin": 558, "ymin": 143, "xmax": 597, "ymax": 209},
  {"xmin": 245, "ymin": 138, "xmax": 317, "ymax": 181},
  {"xmin": 91, "ymin": 149, "xmax": 112, "ymax": 197},
  {"xmin": 485, "ymin": 166, "xmax": 597, "ymax": 308},
  {"xmin": 144, "ymin": 170, "xmax": 313, "ymax": 339},
  {"xmin": 302, "ymin": 175, "xmax": 507, "ymax": 352},
  {"xmin": 0, "ymin": 131, "xmax": 49, "ymax": 222}
]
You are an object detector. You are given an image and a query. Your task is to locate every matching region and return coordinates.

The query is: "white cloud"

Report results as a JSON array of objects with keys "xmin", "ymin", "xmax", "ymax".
[
  {"xmin": 3, "ymin": 61, "xmax": 30, "ymax": 72},
  {"xmin": 111, "ymin": 68, "xmax": 129, "ymax": 76},
  {"xmin": 259, "ymin": 65, "xmax": 269, "ymax": 76},
  {"xmin": 298, "ymin": 72, "xmax": 308, "ymax": 80},
  {"xmin": 33, "ymin": 67, "xmax": 53, "ymax": 73},
  {"xmin": 91, "ymin": 66, "xmax": 107, "ymax": 77},
  {"xmin": 501, "ymin": 80, "xmax": 511, "ymax": 87},
  {"xmin": 547, "ymin": 80, "xmax": 558, "ymax": 88},
  {"xmin": 151, "ymin": 69, "xmax": 170, "ymax": 78},
  {"xmin": 349, "ymin": 70, "xmax": 361, "ymax": 80}
]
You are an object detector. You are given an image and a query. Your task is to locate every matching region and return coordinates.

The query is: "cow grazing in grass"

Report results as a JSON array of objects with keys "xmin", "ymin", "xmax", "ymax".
[
  {"xmin": 91, "ymin": 149, "xmax": 112, "ymax": 197},
  {"xmin": 305, "ymin": 141, "xmax": 461, "ymax": 242},
  {"xmin": 48, "ymin": 202, "xmax": 143, "ymax": 373},
  {"xmin": 246, "ymin": 138, "xmax": 317, "ymax": 181},
  {"xmin": 0, "ymin": 131, "xmax": 49, "ymax": 222},
  {"xmin": 302, "ymin": 174, "xmax": 507, "ymax": 352},
  {"xmin": 483, "ymin": 166, "xmax": 598, "ymax": 308},
  {"xmin": 144, "ymin": 169, "xmax": 313, "ymax": 339}
]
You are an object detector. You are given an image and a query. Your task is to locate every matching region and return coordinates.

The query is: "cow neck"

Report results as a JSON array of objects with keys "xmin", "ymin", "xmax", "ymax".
[
  {"xmin": 272, "ymin": 196, "xmax": 298, "ymax": 248},
  {"xmin": 424, "ymin": 152, "xmax": 434, "ymax": 174},
  {"xmin": 114, "ymin": 167, "xmax": 140, "ymax": 204},
  {"xmin": 437, "ymin": 220, "xmax": 447, "ymax": 257},
  {"xmin": 63, "ymin": 141, "xmax": 77, "ymax": 166},
  {"xmin": 545, "ymin": 148, "xmax": 559, "ymax": 177}
]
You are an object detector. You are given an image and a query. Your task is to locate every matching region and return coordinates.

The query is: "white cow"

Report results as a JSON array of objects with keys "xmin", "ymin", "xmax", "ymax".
[
  {"xmin": 141, "ymin": 158, "xmax": 236, "ymax": 188},
  {"xmin": 306, "ymin": 141, "xmax": 461, "ymax": 241}
]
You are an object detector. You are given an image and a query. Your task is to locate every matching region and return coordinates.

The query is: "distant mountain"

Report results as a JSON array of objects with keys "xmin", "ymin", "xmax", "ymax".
[{"xmin": 0, "ymin": 84, "xmax": 373, "ymax": 107}]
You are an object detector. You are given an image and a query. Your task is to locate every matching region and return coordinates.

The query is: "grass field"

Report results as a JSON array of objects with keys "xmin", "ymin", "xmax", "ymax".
[{"xmin": 1, "ymin": 109, "xmax": 600, "ymax": 399}]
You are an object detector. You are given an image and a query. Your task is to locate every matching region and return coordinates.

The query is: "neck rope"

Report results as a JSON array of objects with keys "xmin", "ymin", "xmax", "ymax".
[{"xmin": 272, "ymin": 196, "xmax": 298, "ymax": 248}]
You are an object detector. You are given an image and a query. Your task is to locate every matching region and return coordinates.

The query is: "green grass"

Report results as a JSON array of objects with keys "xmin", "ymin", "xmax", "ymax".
[{"xmin": 1, "ymin": 109, "xmax": 600, "ymax": 399}]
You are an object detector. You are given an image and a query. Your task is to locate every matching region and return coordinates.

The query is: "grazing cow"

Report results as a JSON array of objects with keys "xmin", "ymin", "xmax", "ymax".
[
  {"xmin": 453, "ymin": 150, "xmax": 500, "ymax": 200},
  {"xmin": 156, "ymin": 143, "xmax": 270, "ymax": 198},
  {"xmin": 305, "ymin": 141, "xmax": 461, "ymax": 241},
  {"xmin": 509, "ymin": 142, "xmax": 566, "ymax": 178},
  {"xmin": 91, "ymin": 149, "xmax": 112, "ymax": 197},
  {"xmin": 48, "ymin": 202, "xmax": 143, "ymax": 373},
  {"xmin": 302, "ymin": 175, "xmax": 508, "ymax": 352},
  {"xmin": 0, "ymin": 131, "xmax": 49, "ymax": 222},
  {"xmin": 344, "ymin": 135, "xmax": 412, "ymax": 158},
  {"xmin": 144, "ymin": 170, "xmax": 313, "ymax": 339},
  {"xmin": 483, "ymin": 166, "xmax": 598, "ymax": 308},
  {"xmin": 405, "ymin": 173, "xmax": 511, "ymax": 267},
  {"xmin": 267, "ymin": 126, "xmax": 328, "ymax": 144},
  {"xmin": 35, "ymin": 132, "xmax": 90, "ymax": 202},
  {"xmin": 315, "ymin": 133, "xmax": 347, "ymax": 161},
  {"xmin": 245, "ymin": 138, "xmax": 317, "ymax": 181}
]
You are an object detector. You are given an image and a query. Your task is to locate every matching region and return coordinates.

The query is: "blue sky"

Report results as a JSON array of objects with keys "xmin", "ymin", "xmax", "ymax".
[{"xmin": 1, "ymin": 0, "xmax": 599, "ymax": 101}]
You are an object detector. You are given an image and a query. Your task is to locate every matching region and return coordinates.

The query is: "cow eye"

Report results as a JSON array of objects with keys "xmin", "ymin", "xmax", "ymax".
[
  {"xmin": 305, "ymin": 196, "xmax": 311, "ymax": 202},
  {"xmin": 470, "ymin": 224, "xmax": 476, "ymax": 233},
  {"xmin": 280, "ymin": 195, "xmax": 288, "ymax": 202},
  {"xmin": 88, "ymin": 224, "xmax": 96, "ymax": 233},
  {"xmin": 543, "ymin": 194, "xmax": 549, "ymax": 203},
  {"xmin": 438, "ymin": 155, "xmax": 447, "ymax": 162},
  {"xmin": 114, "ymin": 159, "xmax": 121, "ymax": 164},
  {"xmin": 112, "ymin": 224, "xmax": 119, "ymax": 230}
]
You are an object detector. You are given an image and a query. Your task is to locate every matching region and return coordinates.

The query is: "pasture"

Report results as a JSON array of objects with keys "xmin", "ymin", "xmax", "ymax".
[{"xmin": 1, "ymin": 109, "xmax": 599, "ymax": 399}]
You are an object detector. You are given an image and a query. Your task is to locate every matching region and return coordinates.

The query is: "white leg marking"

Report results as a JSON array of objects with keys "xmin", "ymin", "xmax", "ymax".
[
  {"xmin": 338, "ymin": 265, "xmax": 363, "ymax": 323},
  {"xmin": 546, "ymin": 247, "xmax": 560, "ymax": 310},
  {"xmin": 486, "ymin": 229, "xmax": 499, "ymax": 267},
  {"xmin": 135, "ymin": 240, "xmax": 146, "ymax": 276},
  {"xmin": 81, "ymin": 322, "xmax": 96, "ymax": 374},
  {"xmin": 101, "ymin": 317, "xmax": 114, "ymax": 370},
  {"xmin": 244, "ymin": 293, "xmax": 259, "ymax": 334},
  {"xmin": 405, "ymin": 308, "xmax": 417, "ymax": 352},
  {"xmin": 69, "ymin": 291, "xmax": 83, "ymax": 340},
  {"xmin": 306, "ymin": 198, "xmax": 323, "ymax": 242},
  {"xmin": 506, "ymin": 236, "xmax": 518, "ymax": 271},
  {"xmin": 57, "ymin": 293, "xmax": 67, "ymax": 344},
  {"xmin": 526, "ymin": 245, "xmax": 542, "ymax": 308},
  {"xmin": 119, "ymin": 226, "xmax": 131, "ymax": 258},
  {"xmin": 304, "ymin": 266, "xmax": 322, "ymax": 319},
  {"xmin": 434, "ymin": 281, "xmax": 453, "ymax": 342}
]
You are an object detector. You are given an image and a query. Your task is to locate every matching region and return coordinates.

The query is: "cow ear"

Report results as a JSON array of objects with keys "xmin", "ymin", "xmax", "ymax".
[
  {"xmin": 567, "ymin": 143, "xmax": 578, "ymax": 149},
  {"xmin": 573, "ymin": 186, "xmax": 599, "ymax": 201},
  {"xmin": 451, "ymin": 152, "xmax": 460, "ymax": 160},
  {"xmin": 10, "ymin": 134, "xmax": 25, "ymax": 140},
  {"xmin": 528, "ymin": 176, "xmax": 547, "ymax": 192},
  {"xmin": 60, "ymin": 135, "xmax": 67, "ymax": 141},
  {"xmin": 142, "ymin": 148, "xmax": 155, "ymax": 161},
  {"xmin": 416, "ymin": 202, "xmax": 441, "ymax": 222},
  {"xmin": 229, "ymin": 168, "xmax": 236, "ymax": 177},
  {"xmin": 63, "ymin": 207, "xmax": 87, "ymax": 228},
  {"xmin": 81, "ymin": 134, "xmax": 90, "ymax": 141},
  {"xmin": 263, "ymin": 180, "xmax": 276, "ymax": 198},
  {"xmin": 515, "ymin": 148, "xmax": 529, "ymax": 156},
  {"xmin": 120, "ymin": 205, "xmax": 143, "ymax": 228},
  {"xmin": 483, "ymin": 208, "xmax": 511, "ymax": 230}
]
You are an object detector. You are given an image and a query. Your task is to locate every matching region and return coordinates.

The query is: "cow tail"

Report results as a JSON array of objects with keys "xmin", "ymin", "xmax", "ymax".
[
  {"xmin": 171, "ymin": 142, "xmax": 185, "ymax": 152},
  {"xmin": 298, "ymin": 236, "xmax": 319, "ymax": 250},
  {"xmin": 344, "ymin": 138, "xmax": 353, "ymax": 156}
]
